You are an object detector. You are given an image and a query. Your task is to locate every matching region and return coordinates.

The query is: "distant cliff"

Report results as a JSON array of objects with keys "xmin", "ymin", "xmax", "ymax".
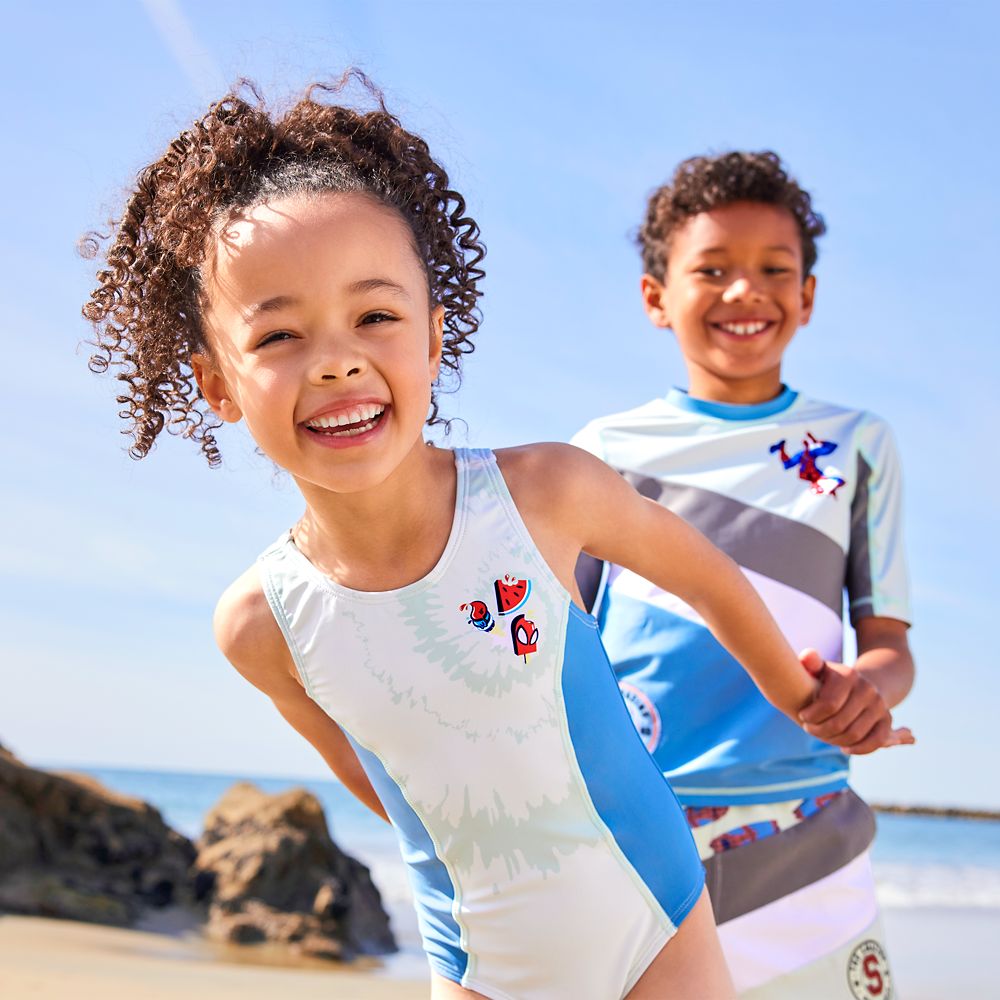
[{"xmin": 871, "ymin": 803, "xmax": 1000, "ymax": 821}]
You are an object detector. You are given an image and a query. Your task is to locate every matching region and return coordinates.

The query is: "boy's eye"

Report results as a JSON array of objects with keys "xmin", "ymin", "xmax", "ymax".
[
  {"xmin": 764, "ymin": 267, "xmax": 792, "ymax": 276},
  {"xmin": 695, "ymin": 267, "xmax": 724, "ymax": 278}
]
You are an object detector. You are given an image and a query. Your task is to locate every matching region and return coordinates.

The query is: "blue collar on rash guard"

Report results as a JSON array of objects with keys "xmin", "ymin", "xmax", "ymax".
[{"xmin": 665, "ymin": 385, "xmax": 799, "ymax": 421}]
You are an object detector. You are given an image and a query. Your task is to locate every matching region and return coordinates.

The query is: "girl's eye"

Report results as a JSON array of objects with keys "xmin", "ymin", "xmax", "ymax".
[
  {"xmin": 360, "ymin": 311, "xmax": 396, "ymax": 326},
  {"xmin": 256, "ymin": 330, "xmax": 294, "ymax": 348}
]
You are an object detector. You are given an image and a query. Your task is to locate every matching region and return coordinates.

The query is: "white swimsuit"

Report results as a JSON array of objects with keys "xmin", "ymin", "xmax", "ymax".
[{"xmin": 258, "ymin": 448, "xmax": 704, "ymax": 999}]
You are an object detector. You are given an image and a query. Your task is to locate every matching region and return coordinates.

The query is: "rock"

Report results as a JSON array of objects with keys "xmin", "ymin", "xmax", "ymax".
[
  {"xmin": 194, "ymin": 782, "xmax": 396, "ymax": 960},
  {"xmin": 0, "ymin": 743, "xmax": 195, "ymax": 926}
]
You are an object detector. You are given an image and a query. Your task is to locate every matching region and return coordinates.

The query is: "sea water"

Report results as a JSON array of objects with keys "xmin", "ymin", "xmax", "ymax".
[{"xmin": 73, "ymin": 766, "xmax": 1000, "ymax": 955}]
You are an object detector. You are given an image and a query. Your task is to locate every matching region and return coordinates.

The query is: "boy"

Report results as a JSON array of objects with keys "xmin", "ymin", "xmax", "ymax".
[{"xmin": 573, "ymin": 151, "xmax": 914, "ymax": 997}]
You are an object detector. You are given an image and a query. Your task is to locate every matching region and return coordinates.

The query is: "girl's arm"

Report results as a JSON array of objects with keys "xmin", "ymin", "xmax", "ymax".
[
  {"xmin": 213, "ymin": 568, "xmax": 389, "ymax": 822},
  {"xmin": 561, "ymin": 448, "xmax": 817, "ymax": 718},
  {"xmin": 512, "ymin": 444, "xmax": 907, "ymax": 743}
]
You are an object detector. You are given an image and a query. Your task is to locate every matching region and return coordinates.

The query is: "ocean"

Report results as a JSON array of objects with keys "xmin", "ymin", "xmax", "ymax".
[{"xmin": 74, "ymin": 766, "xmax": 1000, "ymax": 959}]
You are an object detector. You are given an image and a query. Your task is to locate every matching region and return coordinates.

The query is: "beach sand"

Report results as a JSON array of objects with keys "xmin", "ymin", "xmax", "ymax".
[
  {"xmin": 882, "ymin": 906, "xmax": 998, "ymax": 999},
  {"xmin": 1, "ymin": 906, "xmax": 994, "ymax": 998},
  {"xmin": 0, "ymin": 914, "xmax": 429, "ymax": 999}
]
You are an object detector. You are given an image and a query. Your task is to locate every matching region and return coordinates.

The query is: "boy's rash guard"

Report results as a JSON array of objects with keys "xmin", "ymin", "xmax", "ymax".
[{"xmin": 573, "ymin": 386, "xmax": 910, "ymax": 805}]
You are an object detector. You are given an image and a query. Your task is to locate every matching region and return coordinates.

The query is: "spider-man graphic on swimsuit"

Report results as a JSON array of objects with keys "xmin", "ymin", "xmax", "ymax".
[{"xmin": 769, "ymin": 432, "xmax": 846, "ymax": 497}]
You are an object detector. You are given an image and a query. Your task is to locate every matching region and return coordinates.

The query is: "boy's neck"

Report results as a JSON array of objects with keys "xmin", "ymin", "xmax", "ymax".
[{"xmin": 685, "ymin": 366, "xmax": 786, "ymax": 406}]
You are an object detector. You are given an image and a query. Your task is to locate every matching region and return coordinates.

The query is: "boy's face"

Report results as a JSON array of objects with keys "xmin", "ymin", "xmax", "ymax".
[{"xmin": 641, "ymin": 201, "xmax": 815, "ymax": 403}]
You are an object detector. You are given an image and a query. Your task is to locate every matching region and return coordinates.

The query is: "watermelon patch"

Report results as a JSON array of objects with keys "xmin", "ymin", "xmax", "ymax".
[{"xmin": 494, "ymin": 575, "xmax": 531, "ymax": 616}]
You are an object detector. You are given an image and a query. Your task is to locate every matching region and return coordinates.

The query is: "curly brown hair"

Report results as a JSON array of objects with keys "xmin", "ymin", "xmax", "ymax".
[
  {"xmin": 637, "ymin": 151, "xmax": 826, "ymax": 282},
  {"xmin": 82, "ymin": 70, "xmax": 486, "ymax": 466}
]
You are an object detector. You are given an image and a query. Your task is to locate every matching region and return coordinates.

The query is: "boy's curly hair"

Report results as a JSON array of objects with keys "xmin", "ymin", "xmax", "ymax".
[
  {"xmin": 637, "ymin": 151, "xmax": 826, "ymax": 281},
  {"xmin": 82, "ymin": 70, "xmax": 485, "ymax": 466}
]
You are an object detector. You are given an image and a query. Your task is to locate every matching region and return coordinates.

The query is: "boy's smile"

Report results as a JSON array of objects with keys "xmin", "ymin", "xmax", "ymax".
[{"xmin": 641, "ymin": 201, "xmax": 816, "ymax": 404}]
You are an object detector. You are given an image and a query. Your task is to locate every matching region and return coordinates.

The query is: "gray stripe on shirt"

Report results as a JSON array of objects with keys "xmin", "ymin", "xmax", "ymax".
[
  {"xmin": 846, "ymin": 452, "xmax": 874, "ymax": 620},
  {"xmin": 622, "ymin": 474, "xmax": 846, "ymax": 617}
]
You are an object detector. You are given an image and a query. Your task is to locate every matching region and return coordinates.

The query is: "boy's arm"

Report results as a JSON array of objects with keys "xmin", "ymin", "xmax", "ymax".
[
  {"xmin": 803, "ymin": 413, "xmax": 915, "ymax": 753},
  {"xmin": 798, "ymin": 617, "xmax": 915, "ymax": 755},
  {"xmin": 213, "ymin": 568, "xmax": 389, "ymax": 822}
]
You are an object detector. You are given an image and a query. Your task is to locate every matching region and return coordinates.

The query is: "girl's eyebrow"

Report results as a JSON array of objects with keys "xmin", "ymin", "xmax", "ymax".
[
  {"xmin": 245, "ymin": 278, "xmax": 410, "ymax": 321},
  {"xmin": 347, "ymin": 277, "xmax": 411, "ymax": 299},
  {"xmin": 245, "ymin": 294, "xmax": 298, "ymax": 320}
]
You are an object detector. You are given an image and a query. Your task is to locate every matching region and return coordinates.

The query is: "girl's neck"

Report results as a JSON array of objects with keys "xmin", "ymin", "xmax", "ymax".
[{"xmin": 292, "ymin": 441, "xmax": 457, "ymax": 592}]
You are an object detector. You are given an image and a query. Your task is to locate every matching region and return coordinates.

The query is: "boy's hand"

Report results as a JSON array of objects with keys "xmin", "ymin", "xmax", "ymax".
[{"xmin": 797, "ymin": 649, "xmax": 915, "ymax": 755}]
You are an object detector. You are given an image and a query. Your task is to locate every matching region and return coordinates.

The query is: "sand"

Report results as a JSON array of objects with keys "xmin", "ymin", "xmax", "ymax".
[
  {"xmin": 0, "ymin": 914, "xmax": 429, "ymax": 999},
  {"xmin": 882, "ymin": 906, "xmax": 999, "ymax": 999},
  {"xmin": 1, "ymin": 906, "xmax": 995, "ymax": 998}
]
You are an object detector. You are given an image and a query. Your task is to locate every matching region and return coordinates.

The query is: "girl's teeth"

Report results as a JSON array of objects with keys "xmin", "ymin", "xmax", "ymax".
[{"xmin": 307, "ymin": 405, "xmax": 384, "ymax": 429}]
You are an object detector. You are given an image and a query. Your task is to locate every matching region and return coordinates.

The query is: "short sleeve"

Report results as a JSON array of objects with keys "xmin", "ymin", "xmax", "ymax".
[
  {"xmin": 846, "ymin": 414, "xmax": 911, "ymax": 626},
  {"xmin": 569, "ymin": 419, "xmax": 605, "ymax": 459}
]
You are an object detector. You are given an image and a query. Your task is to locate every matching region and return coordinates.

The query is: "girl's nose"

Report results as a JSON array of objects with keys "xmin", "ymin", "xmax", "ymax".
[
  {"xmin": 309, "ymin": 344, "xmax": 367, "ymax": 383},
  {"xmin": 320, "ymin": 365, "xmax": 362, "ymax": 381}
]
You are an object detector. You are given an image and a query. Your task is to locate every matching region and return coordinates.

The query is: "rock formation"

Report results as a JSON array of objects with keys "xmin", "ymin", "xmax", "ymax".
[
  {"xmin": 193, "ymin": 782, "xmax": 397, "ymax": 960},
  {"xmin": 0, "ymin": 744, "xmax": 397, "ymax": 962},
  {"xmin": 0, "ymin": 742, "xmax": 195, "ymax": 925}
]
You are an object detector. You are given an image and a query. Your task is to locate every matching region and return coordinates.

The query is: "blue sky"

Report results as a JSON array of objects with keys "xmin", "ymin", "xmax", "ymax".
[{"xmin": 1, "ymin": 1, "xmax": 996, "ymax": 809}]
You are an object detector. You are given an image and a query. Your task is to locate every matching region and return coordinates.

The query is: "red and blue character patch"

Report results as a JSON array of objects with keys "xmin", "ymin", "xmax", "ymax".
[
  {"xmin": 770, "ymin": 431, "xmax": 846, "ymax": 497},
  {"xmin": 459, "ymin": 575, "xmax": 539, "ymax": 661}
]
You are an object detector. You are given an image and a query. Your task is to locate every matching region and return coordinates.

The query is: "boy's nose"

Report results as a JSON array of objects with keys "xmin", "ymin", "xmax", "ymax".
[{"xmin": 721, "ymin": 276, "xmax": 763, "ymax": 302}]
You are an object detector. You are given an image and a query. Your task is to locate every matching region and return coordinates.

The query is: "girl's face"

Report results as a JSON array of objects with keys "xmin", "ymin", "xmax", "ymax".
[{"xmin": 194, "ymin": 192, "xmax": 444, "ymax": 494}]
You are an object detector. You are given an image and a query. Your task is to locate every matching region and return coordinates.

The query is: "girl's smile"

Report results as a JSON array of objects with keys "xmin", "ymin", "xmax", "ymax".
[{"xmin": 300, "ymin": 398, "xmax": 390, "ymax": 448}]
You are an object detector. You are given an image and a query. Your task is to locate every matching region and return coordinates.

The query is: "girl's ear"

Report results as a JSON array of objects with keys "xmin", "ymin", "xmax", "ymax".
[
  {"xmin": 428, "ymin": 305, "xmax": 445, "ymax": 381},
  {"xmin": 640, "ymin": 273, "xmax": 671, "ymax": 329},
  {"xmin": 191, "ymin": 353, "xmax": 243, "ymax": 423}
]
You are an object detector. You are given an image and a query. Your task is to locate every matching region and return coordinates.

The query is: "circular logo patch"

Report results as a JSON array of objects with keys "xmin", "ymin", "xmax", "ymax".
[
  {"xmin": 847, "ymin": 939, "xmax": 892, "ymax": 999},
  {"xmin": 619, "ymin": 682, "xmax": 662, "ymax": 752}
]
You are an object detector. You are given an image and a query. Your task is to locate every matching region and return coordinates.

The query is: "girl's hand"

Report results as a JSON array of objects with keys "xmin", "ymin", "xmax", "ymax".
[{"xmin": 797, "ymin": 648, "xmax": 915, "ymax": 755}]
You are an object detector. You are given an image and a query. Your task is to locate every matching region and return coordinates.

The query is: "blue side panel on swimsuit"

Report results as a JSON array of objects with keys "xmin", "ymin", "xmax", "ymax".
[
  {"xmin": 345, "ymin": 734, "xmax": 468, "ymax": 981},
  {"xmin": 561, "ymin": 605, "xmax": 705, "ymax": 926}
]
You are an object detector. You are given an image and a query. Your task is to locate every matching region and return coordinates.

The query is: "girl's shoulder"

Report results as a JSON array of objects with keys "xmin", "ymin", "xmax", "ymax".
[
  {"xmin": 492, "ymin": 441, "xmax": 618, "ymax": 526},
  {"xmin": 213, "ymin": 564, "xmax": 295, "ymax": 694},
  {"xmin": 493, "ymin": 441, "xmax": 610, "ymax": 490}
]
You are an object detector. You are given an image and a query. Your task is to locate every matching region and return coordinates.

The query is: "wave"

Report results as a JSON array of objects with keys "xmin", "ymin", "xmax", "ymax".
[{"xmin": 875, "ymin": 862, "xmax": 1000, "ymax": 909}]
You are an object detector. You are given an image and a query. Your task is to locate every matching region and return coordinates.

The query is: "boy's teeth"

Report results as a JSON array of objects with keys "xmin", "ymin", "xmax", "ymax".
[{"xmin": 720, "ymin": 321, "xmax": 768, "ymax": 336}]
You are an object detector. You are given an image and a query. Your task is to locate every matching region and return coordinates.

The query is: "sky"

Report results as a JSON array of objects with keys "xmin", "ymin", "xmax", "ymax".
[{"xmin": 1, "ymin": 1, "xmax": 997, "ymax": 809}]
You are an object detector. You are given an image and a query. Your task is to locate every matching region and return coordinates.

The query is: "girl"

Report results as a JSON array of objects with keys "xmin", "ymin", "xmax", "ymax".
[{"xmin": 83, "ymin": 75, "xmax": 907, "ymax": 999}]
